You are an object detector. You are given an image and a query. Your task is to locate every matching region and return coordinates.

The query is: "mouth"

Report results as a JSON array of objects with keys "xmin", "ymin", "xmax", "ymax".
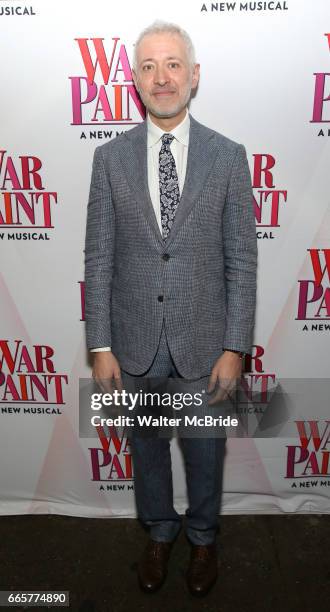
[{"xmin": 152, "ymin": 90, "xmax": 176, "ymax": 97}]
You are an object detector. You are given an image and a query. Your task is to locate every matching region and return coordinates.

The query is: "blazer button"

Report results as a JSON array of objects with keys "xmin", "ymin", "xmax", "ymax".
[
  {"xmin": 162, "ymin": 254, "xmax": 170, "ymax": 261},
  {"xmin": 157, "ymin": 295, "xmax": 164, "ymax": 302}
]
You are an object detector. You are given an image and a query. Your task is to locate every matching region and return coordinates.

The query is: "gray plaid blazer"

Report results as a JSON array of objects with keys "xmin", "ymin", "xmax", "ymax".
[{"xmin": 84, "ymin": 115, "xmax": 258, "ymax": 378}]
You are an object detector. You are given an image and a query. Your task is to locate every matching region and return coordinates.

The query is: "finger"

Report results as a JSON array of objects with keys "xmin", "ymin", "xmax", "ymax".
[
  {"xmin": 114, "ymin": 371, "xmax": 123, "ymax": 393},
  {"xmin": 100, "ymin": 377, "xmax": 114, "ymax": 395},
  {"xmin": 208, "ymin": 378, "xmax": 227, "ymax": 404},
  {"xmin": 224, "ymin": 380, "xmax": 240, "ymax": 404},
  {"xmin": 208, "ymin": 385, "xmax": 227, "ymax": 405},
  {"xmin": 207, "ymin": 371, "xmax": 218, "ymax": 394},
  {"xmin": 94, "ymin": 377, "xmax": 105, "ymax": 394}
]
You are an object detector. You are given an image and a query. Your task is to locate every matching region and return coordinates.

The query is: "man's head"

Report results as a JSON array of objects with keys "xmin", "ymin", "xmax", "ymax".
[{"xmin": 132, "ymin": 21, "xmax": 200, "ymax": 127}]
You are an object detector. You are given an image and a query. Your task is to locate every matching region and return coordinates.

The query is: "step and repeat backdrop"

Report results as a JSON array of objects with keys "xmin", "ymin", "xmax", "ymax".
[{"xmin": 0, "ymin": 0, "xmax": 329, "ymax": 517}]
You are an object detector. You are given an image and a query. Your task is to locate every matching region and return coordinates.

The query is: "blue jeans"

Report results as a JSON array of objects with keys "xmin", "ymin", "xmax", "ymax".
[{"xmin": 122, "ymin": 322, "xmax": 227, "ymax": 546}]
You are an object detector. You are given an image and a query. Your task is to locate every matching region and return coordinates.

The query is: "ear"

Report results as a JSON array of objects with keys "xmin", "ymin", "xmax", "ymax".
[{"xmin": 191, "ymin": 63, "xmax": 200, "ymax": 90}]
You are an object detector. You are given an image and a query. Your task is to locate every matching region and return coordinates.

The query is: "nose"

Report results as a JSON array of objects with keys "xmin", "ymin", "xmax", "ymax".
[{"xmin": 153, "ymin": 65, "xmax": 169, "ymax": 86}]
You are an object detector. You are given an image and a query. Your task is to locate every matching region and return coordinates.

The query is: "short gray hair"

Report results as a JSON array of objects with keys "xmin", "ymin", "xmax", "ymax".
[{"xmin": 133, "ymin": 20, "xmax": 196, "ymax": 71}]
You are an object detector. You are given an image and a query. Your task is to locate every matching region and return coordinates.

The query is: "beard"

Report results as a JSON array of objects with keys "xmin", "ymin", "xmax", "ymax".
[{"xmin": 138, "ymin": 85, "xmax": 192, "ymax": 119}]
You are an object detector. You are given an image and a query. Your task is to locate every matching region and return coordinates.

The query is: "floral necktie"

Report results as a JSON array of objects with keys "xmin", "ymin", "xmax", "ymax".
[{"xmin": 159, "ymin": 133, "xmax": 180, "ymax": 240}]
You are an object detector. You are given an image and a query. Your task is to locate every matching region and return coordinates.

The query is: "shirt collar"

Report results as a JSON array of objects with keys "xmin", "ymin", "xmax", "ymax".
[{"xmin": 147, "ymin": 110, "xmax": 190, "ymax": 148}]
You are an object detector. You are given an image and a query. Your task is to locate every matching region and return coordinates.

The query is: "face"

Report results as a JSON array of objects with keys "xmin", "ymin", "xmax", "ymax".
[{"xmin": 133, "ymin": 32, "xmax": 200, "ymax": 125}]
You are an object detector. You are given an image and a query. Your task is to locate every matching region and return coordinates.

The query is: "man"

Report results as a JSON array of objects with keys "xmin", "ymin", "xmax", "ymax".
[{"xmin": 84, "ymin": 21, "xmax": 257, "ymax": 597}]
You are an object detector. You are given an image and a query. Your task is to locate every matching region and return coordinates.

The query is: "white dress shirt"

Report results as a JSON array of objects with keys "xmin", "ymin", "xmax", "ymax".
[{"xmin": 90, "ymin": 110, "xmax": 190, "ymax": 353}]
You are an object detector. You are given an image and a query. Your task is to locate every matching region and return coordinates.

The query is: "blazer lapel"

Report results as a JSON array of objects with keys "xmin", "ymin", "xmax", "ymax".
[
  {"xmin": 120, "ymin": 121, "xmax": 164, "ymax": 246},
  {"xmin": 119, "ymin": 115, "xmax": 219, "ymax": 248},
  {"xmin": 164, "ymin": 114, "xmax": 219, "ymax": 247}
]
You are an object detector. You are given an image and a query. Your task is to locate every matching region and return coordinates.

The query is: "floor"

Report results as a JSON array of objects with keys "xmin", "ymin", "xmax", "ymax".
[{"xmin": 0, "ymin": 514, "xmax": 329, "ymax": 612}]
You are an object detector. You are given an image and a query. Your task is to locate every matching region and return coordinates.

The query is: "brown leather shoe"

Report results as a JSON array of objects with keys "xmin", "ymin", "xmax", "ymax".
[
  {"xmin": 137, "ymin": 539, "xmax": 173, "ymax": 593},
  {"xmin": 186, "ymin": 543, "xmax": 218, "ymax": 597}
]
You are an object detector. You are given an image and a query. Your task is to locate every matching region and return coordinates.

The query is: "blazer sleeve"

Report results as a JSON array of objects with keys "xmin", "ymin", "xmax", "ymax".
[
  {"xmin": 222, "ymin": 143, "xmax": 258, "ymax": 354},
  {"xmin": 84, "ymin": 146, "xmax": 115, "ymax": 351}
]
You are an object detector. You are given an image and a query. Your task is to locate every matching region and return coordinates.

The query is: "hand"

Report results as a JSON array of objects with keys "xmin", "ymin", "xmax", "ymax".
[
  {"xmin": 207, "ymin": 351, "xmax": 243, "ymax": 406},
  {"xmin": 92, "ymin": 351, "xmax": 122, "ymax": 394}
]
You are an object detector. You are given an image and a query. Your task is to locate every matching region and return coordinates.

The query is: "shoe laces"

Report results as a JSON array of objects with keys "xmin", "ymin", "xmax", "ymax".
[{"xmin": 147, "ymin": 540, "xmax": 171, "ymax": 559}]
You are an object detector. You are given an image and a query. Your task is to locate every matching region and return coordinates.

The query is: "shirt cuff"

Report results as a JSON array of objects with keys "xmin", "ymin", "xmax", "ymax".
[{"xmin": 90, "ymin": 347, "xmax": 111, "ymax": 352}]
